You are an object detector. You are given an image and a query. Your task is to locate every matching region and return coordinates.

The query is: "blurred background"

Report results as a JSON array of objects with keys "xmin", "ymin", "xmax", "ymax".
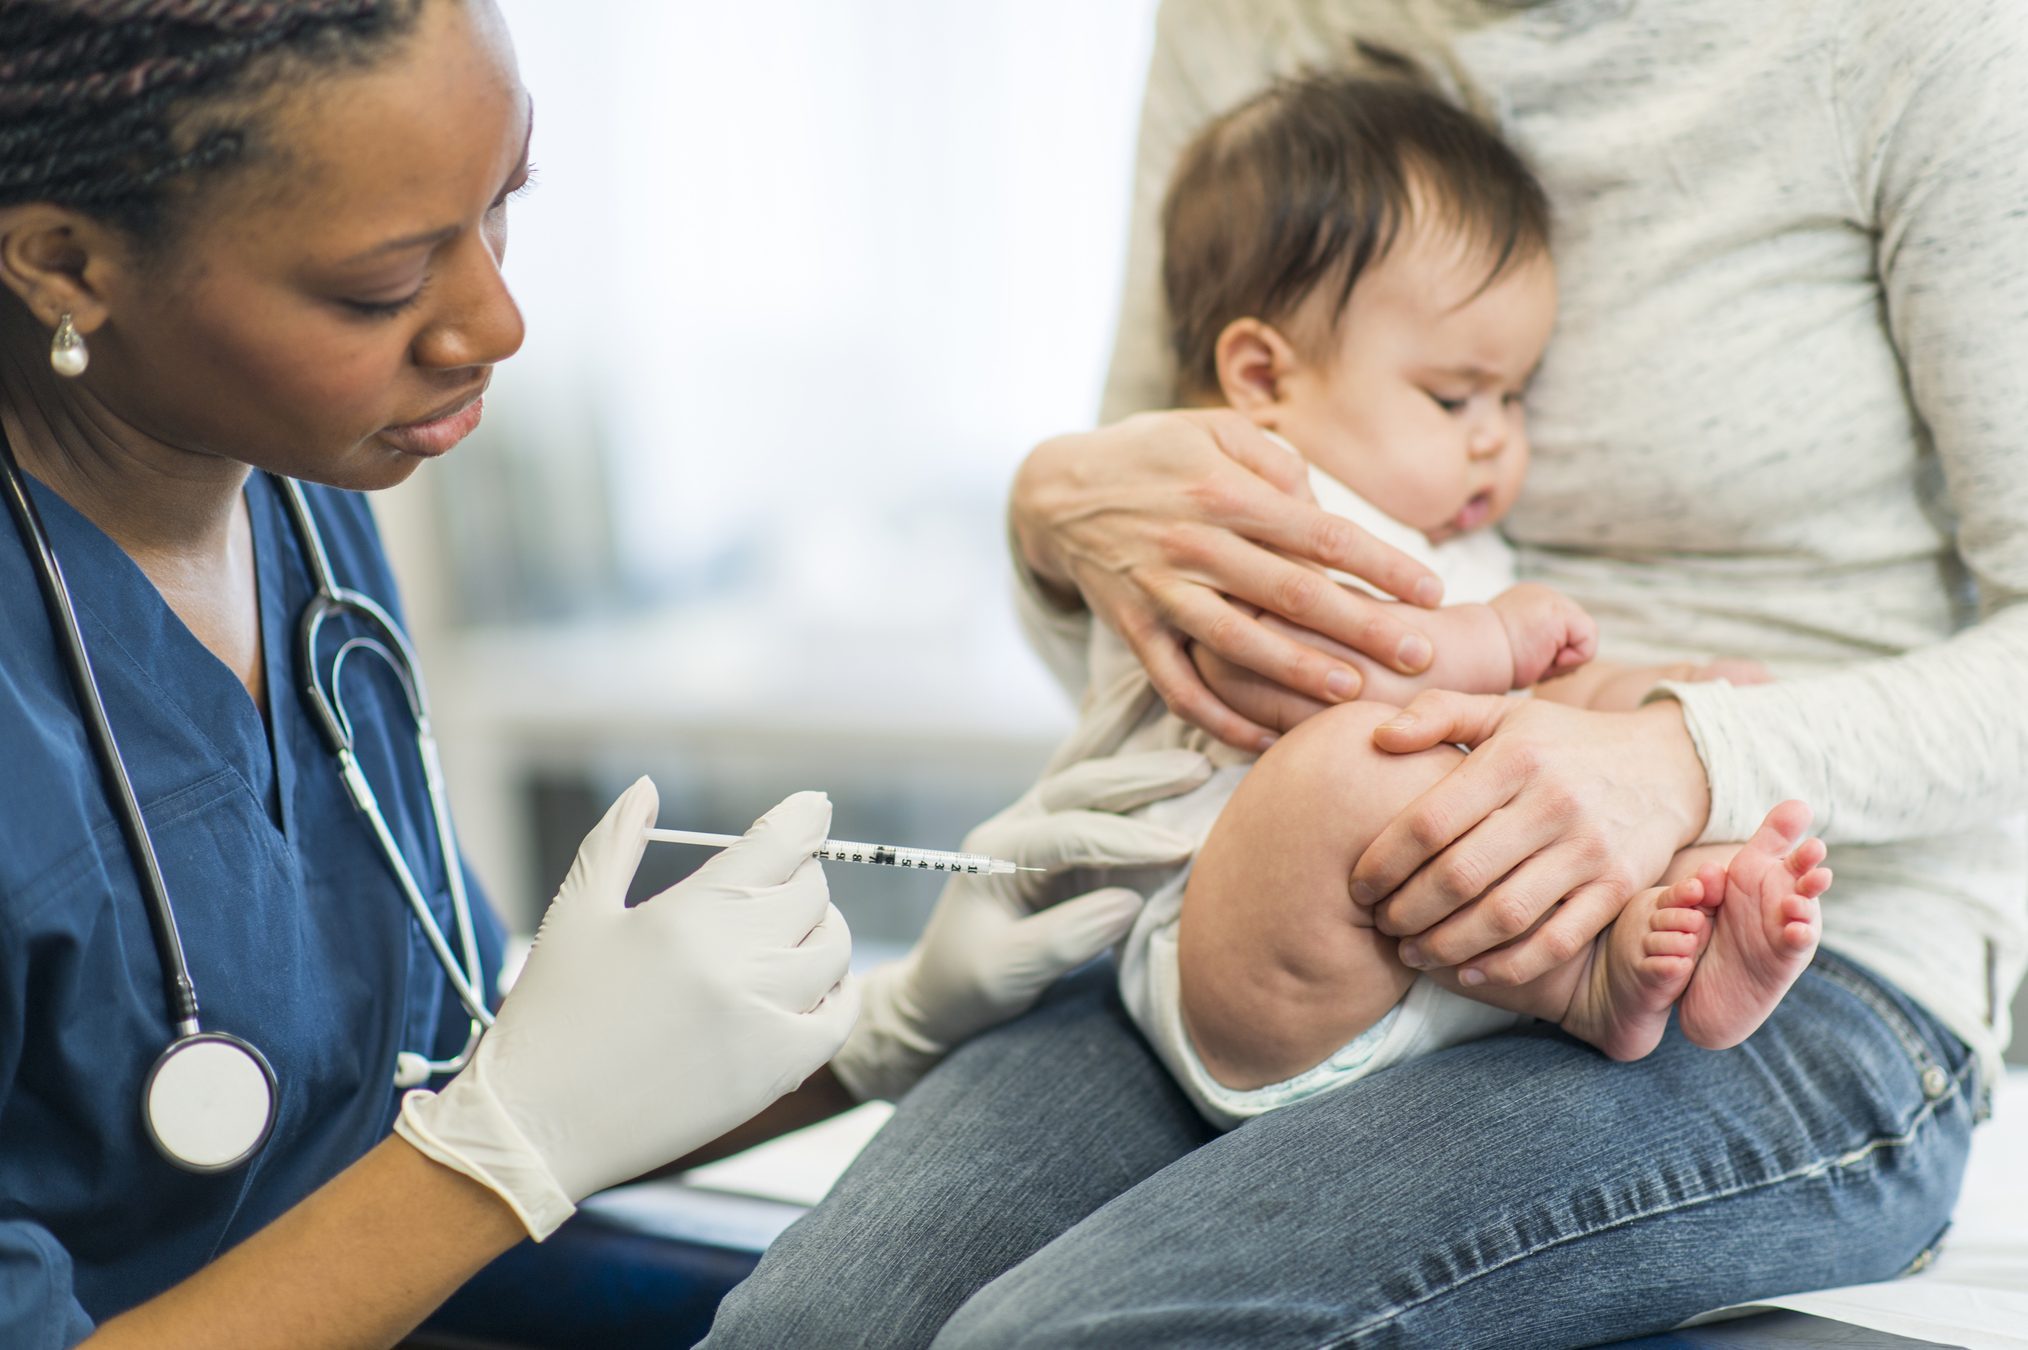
[{"xmin": 372, "ymin": 0, "xmax": 1161, "ymax": 956}]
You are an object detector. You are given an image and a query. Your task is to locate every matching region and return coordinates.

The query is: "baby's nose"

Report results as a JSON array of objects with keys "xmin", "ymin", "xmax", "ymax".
[{"xmin": 1468, "ymin": 422, "xmax": 1507, "ymax": 459}]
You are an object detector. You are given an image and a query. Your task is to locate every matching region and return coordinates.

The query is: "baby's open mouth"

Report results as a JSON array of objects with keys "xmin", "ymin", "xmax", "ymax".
[{"xmin": 1454, "ymin": 490, "xmax": 1495, "ymax": 532}]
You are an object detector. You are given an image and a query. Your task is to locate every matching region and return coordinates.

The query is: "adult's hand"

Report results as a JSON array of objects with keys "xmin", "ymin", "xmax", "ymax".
[
  {"xmin": 1349, "ymin": 694, "xmax": 1712, "ymax": 986},
  {"xmin": 396, "ymin": 780, "xmax": 857, "ymax": 1238},
  {"xmin": 1010, "ymin": 409, "xmax": 1443, "ymax": 750},
  {"xmin": 830, "ymin": 749, "xmax": 1211, "ymax": 1102}
]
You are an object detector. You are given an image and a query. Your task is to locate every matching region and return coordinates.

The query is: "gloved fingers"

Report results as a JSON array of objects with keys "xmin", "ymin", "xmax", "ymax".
[
  {"xmin": 753, "ymin": 901, "xmax": 854, "ymax": 1013},
  {"xmin": 556, "ymin": 776, "xmax": 659, "ymax": 912},
  {"xmin": 1032, "ymin": 749, "xmax": 1214, "ymax": 816},
  {"xmin": 791, "ymin": 971, "xmax": 864, "ymax": 1067},
  {"xmin": 691, "ymin": 790, "xmax": 832, "ymax": 891},
  {"xmin": 1010, "ymin": 886, "xmax": 1144, "ymax": 981},
  {"xmin": 731, "ymin": 854, "xmax": 835, "ymax": 947},
  {"xmin": 983, "ymin": 809, "xmax": 1195, "ymax": 876}
]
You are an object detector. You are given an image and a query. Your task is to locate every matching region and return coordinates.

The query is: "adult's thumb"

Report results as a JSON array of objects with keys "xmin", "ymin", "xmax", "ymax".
[
  {"xmin": 695, "ymin": 790, "xmax": 832, "ymax": 890},
  {"xmin": 558, "ymin": 776, "xmax": 659, "ymax": 911}
]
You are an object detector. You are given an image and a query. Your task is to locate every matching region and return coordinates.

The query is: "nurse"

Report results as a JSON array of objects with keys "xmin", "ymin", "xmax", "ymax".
[{"xmin": 0, "ymin": 2, "xmax": 1222, "ymax": 1345}]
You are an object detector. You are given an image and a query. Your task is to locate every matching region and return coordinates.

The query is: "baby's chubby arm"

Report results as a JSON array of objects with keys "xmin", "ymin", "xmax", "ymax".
[
  {"xmin": 1190, "ymin": 583, "xmax": 1596, "ymax": 734},
  {"xmin": 1536, "ymin": 658, "xmax": 1773, "ymax": 712}
]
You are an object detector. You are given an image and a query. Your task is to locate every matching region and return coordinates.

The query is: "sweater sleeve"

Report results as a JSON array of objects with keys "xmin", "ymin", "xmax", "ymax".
[{"xmin": 1655, "ymin": 0, "xmax": 2028, "ymax": 847}]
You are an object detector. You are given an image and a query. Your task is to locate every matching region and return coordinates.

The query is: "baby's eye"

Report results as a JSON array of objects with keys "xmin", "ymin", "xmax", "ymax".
[
  {"xmin": 1502, "ymin": 390, "xmax": 1527, "ymax": 408},
  {"xmin": 1426, "ymin": 391, "xmax": 1468, "ymax": 414}
]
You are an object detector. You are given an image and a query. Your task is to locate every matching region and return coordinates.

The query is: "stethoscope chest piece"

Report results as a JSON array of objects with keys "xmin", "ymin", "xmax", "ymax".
[{"xmin": 142, "ymin": 1032, "xmax": 278, "ymax": 1173}]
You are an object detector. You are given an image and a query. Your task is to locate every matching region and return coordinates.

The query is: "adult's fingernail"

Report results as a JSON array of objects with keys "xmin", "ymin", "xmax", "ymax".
[
  {"xmin": 1351, "ymin": 880, "xmax": 1377, "ymax": 906},
  {"xmin": 1397, "ymin": 634, "xmax": 1432, "ymax": 671},
  {"xmin": 1326, "ymin": 668, "xmax": 1357, "ymax": 699},
  {"xmin": 1413, "ymin": 577, "xmax": 1443, "ymax": 607},
  {"xmin": 1378, "ymin": 715, "xmax": 1413, "ymax": 735},
  {"xmin": 1399, "ymin": 942, "xmax": 1425, "ymax": 968},
  {"xmin": 1257, "ymin": 733, "xmax": 1279, "ymax": 752},
  {"xmin": 1459, "ymin": 968, "xmax": 1486, "ymax": 987}
]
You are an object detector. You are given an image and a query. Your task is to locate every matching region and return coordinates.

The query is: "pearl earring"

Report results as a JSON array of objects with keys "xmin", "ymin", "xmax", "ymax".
[{"xmin": 50, "ymin": 313, "xmax": 88, "ymax": 378}]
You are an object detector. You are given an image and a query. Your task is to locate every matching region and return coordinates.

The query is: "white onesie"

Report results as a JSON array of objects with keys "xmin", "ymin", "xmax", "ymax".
[{"xmin": 1058, "ymin": 452, "xmax": 1525, "ymax": 1128}]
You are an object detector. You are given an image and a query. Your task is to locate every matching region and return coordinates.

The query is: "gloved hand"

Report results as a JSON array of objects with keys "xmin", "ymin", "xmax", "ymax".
[
  {"xmin": 829, "ymin": 748, "xmax": 1211, "ymax": 1102},
  {"xmin": 395, "ymin": 779, "xmax": 857, "ymax": 1239}
]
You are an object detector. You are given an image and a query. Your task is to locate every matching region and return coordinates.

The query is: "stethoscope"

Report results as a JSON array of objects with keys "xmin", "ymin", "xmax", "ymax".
[{"xmin": 0, "ymin": 430, "xmax": 494, "ymax": 1174}]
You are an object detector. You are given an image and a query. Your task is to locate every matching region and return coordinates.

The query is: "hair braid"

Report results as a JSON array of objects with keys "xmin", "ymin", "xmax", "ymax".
[{"xmin": 0, "ymin": 0, "xmax": 422, "ymax": 240}]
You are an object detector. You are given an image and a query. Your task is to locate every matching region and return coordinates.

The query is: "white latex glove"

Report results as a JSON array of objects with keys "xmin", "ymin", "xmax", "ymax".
[
  {"xmin": 830, "ymin": 748, "xmax": 1212, "ymax": 1102},
  {"xmin": 395, "ymin": 779, "xmax": 857, "ymax": 1238}
]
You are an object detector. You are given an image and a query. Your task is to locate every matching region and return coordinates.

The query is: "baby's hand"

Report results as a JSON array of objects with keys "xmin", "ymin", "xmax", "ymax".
[{"xmin": 1490, "ymin": 584, "xmax": 1598, "ymax": 689}]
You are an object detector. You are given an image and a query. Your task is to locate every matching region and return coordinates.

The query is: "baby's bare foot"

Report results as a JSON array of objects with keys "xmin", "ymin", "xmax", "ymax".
[
  {"xmin": 1678, "ymin": 801, "xmax": 1829, "ymax": 1050},
  {"xmin": 1559, "ymin": 868, "xmax": 1719, "ymax": 1062}
]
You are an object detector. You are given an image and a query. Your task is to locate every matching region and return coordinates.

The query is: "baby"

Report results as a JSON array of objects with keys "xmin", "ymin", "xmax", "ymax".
[{"xmin": 1056, "ymin": 68, "xmax": 1831, "ymax": 1128}]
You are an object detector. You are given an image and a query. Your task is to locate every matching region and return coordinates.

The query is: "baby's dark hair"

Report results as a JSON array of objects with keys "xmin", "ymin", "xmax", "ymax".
[
  {"xmin": 0, "ymin": 0, "xmax": 425, "ymax": 244},
  {"xmin": 1162, "ymin": 55, "xmax": 1551, "ymax": 401}
]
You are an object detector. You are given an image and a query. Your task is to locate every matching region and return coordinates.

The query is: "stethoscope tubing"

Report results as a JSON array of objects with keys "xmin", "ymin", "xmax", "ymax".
[
  {"xmin": 0, "ymin": 436, "xmax": 202, "ymax": 1037},
  {"xmin": 1, "ymin": 434, "xmax": 494, "ymax": 1161}
]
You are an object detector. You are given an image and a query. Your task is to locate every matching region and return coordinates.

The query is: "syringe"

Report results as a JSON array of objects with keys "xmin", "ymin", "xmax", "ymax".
[{"xmin": 644, "ymin": 828, "xmax": 1040, "ymax": 876}]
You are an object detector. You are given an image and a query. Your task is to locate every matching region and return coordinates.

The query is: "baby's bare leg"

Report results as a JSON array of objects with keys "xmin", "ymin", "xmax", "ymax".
[{"xmin": 1177, "ymin": 701, "xmax": 1460, "ymax": 1091}]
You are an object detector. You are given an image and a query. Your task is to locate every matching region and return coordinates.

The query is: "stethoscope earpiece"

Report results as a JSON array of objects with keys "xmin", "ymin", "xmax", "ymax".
[{"xmin": 142, "ymin": 1033, "xmax": 278, "ymax": 1173}]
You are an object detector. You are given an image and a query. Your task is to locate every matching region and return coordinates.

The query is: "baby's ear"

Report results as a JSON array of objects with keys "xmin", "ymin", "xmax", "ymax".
[{"xmin": 1212, "ymin": 318, "xmax": 1298, "ymax": 423}]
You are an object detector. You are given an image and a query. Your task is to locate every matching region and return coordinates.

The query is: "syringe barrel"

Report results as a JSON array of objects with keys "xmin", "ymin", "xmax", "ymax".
[{"xmin": 816, "ymin": 839, "xmax": 1004, "ymax": 875}]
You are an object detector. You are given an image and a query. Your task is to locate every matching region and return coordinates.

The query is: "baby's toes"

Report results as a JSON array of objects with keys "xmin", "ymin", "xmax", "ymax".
[
  {"xmin": 1651, "ymin": 903, "xmax": 1708, "ymax": 935},
  {"xmin": 1786, "ymin": 837, "xmax": 1827, "ymax": 877},
  {"xmin": 1695, "ymin": 861, "xmax": 1728, "ymax": 908},
  {"xmin": 1643, "ymin": 929, "xmax": 1703, "ymax": 960},
  {"xmin": 1776, "ymin": 894, "xmax": 1822, "ymax": 949},
  {"xmin": 1796, "ymin": 865, "xmax": 1832, "ymax": 900}
]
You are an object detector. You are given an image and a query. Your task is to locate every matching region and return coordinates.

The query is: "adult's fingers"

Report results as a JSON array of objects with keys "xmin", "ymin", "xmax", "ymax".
[
  {"xmin": 1461, "ymin": 877, "xmax": 1629, "ymax": 988},
  {"xmin": 1369, "ymin": 690, "xmax": 1520, "ymax": 756},
  {"xmin": 693, "ymin": 790, "xmax": 832, "ymax": 891},
  {"xmin": 1201, "ymin": 410, "xmax": 1315, "ymax": 500},
  {"xmin": 754, "ymin": 901, "xmax": 854, "ymax": 1013},
  {"xmin": 733, "ymin": 855, "xmax": 835, "ymax": 948},
  {"xmin": 1033, "ymin": 748, "xmax": 1215, "ymax": 816},
  {"xmin": 1005, "ymin": 887, "xmax": 1146, "ymax": 995},
  {"xmin": 1192, "ymin": 420, "xmax": 1441, "ymax": 606},
  {"xmin": 784, "ymin": 973, "xmax": 863, "ymax": 1078},
  {"xmin": 987, "ymin": 809, "xmax": 1197, "ymax": 876},
  {"xmin": 1112, "ymin": 607, "xmax": 1277, "ymax": 751},
  {"xmin": 1390, "ymin": 839, "xmax": 1595, "ymax": 969},
  {"xmin": 1192, "ymin": 644, "xmax": 1330, "ymax": 735},
  {"xmin": 1159, "ymin": 525, "xmax": 1435, "ymax": 678},
  {"xmin": 1378, "ymin": 805, "xmax": 1567, "ymax": 954},
  {"xmin": 1351, "ymin": 753, "xmax": 1523, "ymax": 913}
]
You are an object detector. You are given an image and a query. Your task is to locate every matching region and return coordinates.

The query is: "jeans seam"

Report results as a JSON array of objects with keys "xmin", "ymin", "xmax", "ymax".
[
  {"xmin": 1808, "ymin": 956, "xmax": 1938, "ymax": 1075},
  {"xmin": 1319, "ymin": 1056, "xmax": 1973, "ymax": 1350}
]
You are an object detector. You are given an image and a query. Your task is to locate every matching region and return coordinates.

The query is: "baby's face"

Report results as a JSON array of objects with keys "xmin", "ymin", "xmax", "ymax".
[{"xmin": 1263, "ymin": 231, "xmax": 1557, "ymax": 543}]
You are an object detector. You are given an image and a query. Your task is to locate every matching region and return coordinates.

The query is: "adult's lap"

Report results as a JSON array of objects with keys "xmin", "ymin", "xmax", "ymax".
[
  {"xmin": 700, "ymin": 964, "xmax": 1213, "ymax": 1349},
  {"xmin": 707, "ymin": 955, "xmax": 1975, "ymax": 1350}
]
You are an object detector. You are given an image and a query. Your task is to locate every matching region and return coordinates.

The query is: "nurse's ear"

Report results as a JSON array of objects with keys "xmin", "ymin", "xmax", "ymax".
[
  {"xmin": 1213, "ymin": 317, "xmax": 1303, "ymax": 430},
  {"xmin": 0, "ymin": 204, "xmax": 125, "ymax": 341}
]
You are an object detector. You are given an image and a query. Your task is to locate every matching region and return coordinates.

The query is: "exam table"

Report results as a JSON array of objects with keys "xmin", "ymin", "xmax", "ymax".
[{"xmin": 413, "ymin": 1071, "xmax": 2028, "ymax": 1350}]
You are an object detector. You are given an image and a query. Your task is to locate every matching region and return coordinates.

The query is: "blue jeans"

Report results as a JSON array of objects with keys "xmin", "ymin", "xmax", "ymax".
[{"xmin": 702, "ymin": 952, "xmax": 1978, "ymax": 1349}]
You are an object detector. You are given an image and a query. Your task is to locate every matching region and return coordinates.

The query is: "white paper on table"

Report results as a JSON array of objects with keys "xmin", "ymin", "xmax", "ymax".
[{"xmin": 678, "ymin": 1101, "xmax": 895, "ymax": 1208}]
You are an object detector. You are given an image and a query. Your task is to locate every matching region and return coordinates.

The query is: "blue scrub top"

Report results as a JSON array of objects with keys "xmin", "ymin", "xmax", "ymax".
[{"xmin": 0, "ymin": 472, "xmax": 506, "ymax": 1348}]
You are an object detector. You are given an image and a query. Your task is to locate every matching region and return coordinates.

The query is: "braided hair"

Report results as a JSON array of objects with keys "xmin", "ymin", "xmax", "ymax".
[{"xmin": 0, "ymin": 0, "xmax": 424, "ymax": 243}]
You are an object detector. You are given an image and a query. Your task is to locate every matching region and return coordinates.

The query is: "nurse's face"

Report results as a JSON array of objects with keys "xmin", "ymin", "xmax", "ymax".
[{"xmin": 69, "ymin": 0, "xmax": 531, "ymax": 491}]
